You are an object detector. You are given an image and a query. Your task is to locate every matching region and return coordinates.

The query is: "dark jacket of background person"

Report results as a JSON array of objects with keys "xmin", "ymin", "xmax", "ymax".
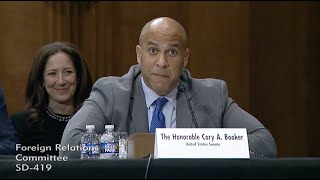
[{"xmin": 0, "ymin": 87, "xmax": 19, "ymax": 155}]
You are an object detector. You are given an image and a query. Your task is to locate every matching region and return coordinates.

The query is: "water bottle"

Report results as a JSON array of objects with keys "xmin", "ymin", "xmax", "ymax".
[
  {"xmin": 80, "ymin": 125, "xmax": 100, "ymax": 159},
  {"xmin": 100, "ymin": 125, "xmax": 118, "ymax": 159}
]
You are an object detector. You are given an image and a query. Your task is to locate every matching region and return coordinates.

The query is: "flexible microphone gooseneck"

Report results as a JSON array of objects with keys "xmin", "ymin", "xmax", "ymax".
[
  {"xmin": 178, "ymin": 85, "xmax": 199, "ymax": 128},
  {"xmin": 144, "ymin": 154, "xmax": 152, "ymax": 179}
]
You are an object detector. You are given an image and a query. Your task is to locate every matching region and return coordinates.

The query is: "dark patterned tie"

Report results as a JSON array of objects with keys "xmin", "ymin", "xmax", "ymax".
[{"xmin": 150, "ymin": 97, "xmax": 168, "ymax": 133}]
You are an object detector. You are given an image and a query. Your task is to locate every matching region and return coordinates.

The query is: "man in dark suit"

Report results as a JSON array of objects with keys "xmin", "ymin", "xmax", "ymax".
[
  {"xmin": 60, "ymin": 17, "xmax": 277, "ymax": 159},
  {"xmin": 0, "ymin": 87, "xmax": 19, "ymax": 154}
]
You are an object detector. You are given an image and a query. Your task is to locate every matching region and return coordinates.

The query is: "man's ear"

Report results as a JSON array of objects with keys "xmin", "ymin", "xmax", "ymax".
[
  {"xmin": 183, "ymin": 48, "xmax": 189, "ymax": 68},
  {"xmin": 136, "ymin": 45, "xmax": 142, "ymax": 64}
]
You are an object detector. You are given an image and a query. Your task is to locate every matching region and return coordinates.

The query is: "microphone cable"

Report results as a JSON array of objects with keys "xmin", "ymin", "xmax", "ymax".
[{"xmin": 178, "ymin": 85, "xmax": 199, "ymax": 128}]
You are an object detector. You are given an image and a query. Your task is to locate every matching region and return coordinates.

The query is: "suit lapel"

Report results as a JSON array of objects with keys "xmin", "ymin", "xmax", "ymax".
[{"xmin": 129, "ymin": 75, "xmax": 149, "ymax": 133}]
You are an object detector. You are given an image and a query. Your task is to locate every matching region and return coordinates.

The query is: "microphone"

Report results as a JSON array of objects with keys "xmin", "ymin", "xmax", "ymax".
[{"xmin": 177, "ymin": 85, "xmax": 199, "ymax": 128}]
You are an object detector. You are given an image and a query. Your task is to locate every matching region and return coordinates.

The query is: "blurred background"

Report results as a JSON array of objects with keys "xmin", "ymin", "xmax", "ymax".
[{"xmin": 0, "ymin": 1, "xmax": 319, "ymax": 157}]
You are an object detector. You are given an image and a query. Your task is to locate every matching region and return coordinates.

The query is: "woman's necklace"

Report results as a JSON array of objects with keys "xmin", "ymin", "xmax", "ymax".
[{"xmin": 45, "ymin": 108, "xmax": 73, "ymax": 122}]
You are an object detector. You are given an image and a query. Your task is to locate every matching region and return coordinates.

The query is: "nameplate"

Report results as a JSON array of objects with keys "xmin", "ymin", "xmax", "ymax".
[{"xmin": 154, "ymin": 128, "xmax": 249, "ymax": 159}]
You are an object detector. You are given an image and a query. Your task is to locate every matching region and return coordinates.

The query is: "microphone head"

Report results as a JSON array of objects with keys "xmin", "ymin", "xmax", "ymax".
[{"xmin": 177, "ymin": 85, "xmax": 185, "ymax": 92}]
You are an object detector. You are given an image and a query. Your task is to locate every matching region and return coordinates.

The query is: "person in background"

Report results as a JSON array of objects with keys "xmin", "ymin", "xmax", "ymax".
[
  {"xmin": 0, "ymin": 87, "xmax": 19, "ymax": 155},
  {"xmin": 11, "ymin": 42, "xmax": 93, "ymax": 156},
  {"xmin": 60, "ymin": 17, "xmax": 277, "ymax": 159}
]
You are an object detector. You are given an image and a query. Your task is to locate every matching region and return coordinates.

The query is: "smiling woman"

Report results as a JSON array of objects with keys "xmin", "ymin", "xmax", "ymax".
[
  {"xmin": 10, "ymin": 42, "xmax": 93, "ymax": 156},
  {"xmin": 43, "ymin": 52, "xmax": 78, "ymax": 112}
]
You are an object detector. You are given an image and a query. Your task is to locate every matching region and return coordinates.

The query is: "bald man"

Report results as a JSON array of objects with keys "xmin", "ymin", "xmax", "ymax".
[{"xmin": 60, "ymin": 17, "xmax": 277, "ymax": 159}]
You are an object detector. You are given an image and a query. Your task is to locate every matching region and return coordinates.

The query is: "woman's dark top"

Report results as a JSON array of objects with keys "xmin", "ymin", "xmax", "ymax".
[{"xmin": 11, "ymin": 110, "xmax": 70, "ymax": 156}]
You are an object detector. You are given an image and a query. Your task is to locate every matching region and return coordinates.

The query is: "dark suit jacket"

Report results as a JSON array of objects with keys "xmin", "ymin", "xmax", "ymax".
[
  {"xmin": 0, "ymin": 88, "xmax": 19, "ymax": 155},
  {"xmin": 60, "ymin": 65, "xmax": 277, "ymax": 158}
]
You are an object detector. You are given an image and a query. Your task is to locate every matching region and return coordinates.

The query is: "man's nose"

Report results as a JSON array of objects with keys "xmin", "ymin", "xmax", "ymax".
[{"xmin": 157, "ymin": 53, "xmax": 168, "ymax": 68}]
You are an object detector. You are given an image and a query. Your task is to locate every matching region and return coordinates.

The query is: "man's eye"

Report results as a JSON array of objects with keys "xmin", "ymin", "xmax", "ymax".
[
  {"xmin": 168, "ymin": 50, "xmax": 177, "ymax": 56},
  {"xmin": 149, "ymin": 48, "xmax": 157, "ymax": 54}
]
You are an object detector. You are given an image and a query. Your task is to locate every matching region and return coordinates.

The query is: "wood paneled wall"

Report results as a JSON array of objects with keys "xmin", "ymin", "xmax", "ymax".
[
  {"xmin": 250, "ymin": 2, "xmax": 320, "ymax": 157},
  {"xmin": 0, "ymin": 1, "xmax": 319, "ymax": 157}
]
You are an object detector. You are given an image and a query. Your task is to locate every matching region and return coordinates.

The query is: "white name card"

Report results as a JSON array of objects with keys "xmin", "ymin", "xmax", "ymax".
[{"xmin": 154, "ymin": 128, "xmax": 249, "ymax": 159}]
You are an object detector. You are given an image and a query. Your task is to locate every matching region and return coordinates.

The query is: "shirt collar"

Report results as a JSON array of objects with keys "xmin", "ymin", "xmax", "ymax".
[{"xmin": 141, "ymin": 76, "xmax": 178, "ymax": 109}]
